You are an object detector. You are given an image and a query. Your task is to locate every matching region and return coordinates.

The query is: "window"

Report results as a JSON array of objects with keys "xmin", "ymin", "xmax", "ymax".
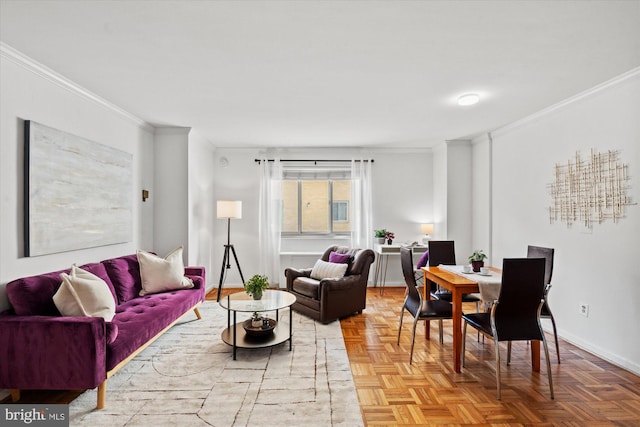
[
  {"xmin": 282, "ymin": 178, "xmax": 351, "ymax": 235},
  {"xmin": 333, "ymin": 201, "xmax": 348, "ymax": 222}
]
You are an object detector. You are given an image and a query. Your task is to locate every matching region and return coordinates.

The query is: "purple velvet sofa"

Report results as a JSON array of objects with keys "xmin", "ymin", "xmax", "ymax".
[{"xmin": 0, "ymin": 254, "xmax": 205, "ymax": 409}]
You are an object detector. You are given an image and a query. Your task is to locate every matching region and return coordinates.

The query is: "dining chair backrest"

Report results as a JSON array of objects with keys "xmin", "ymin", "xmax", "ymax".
[
  {"xmin": 527, "ymin": 245, "xmax": 554, "ymax": 285},
  {"xmin": 427, "ymin": 241, "xmax": 456, "ymax": 266},
  {"xmin": 400, "ymin": 247, "xmax": 422, "ymax": 314},
  {"xmin": 493, "ymin": 257, "xmax": 546, "ymax": 342}
]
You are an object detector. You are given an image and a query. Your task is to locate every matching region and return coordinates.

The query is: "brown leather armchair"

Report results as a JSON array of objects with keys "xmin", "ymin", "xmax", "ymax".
[{"xmin": 284, "ymin": 245, "xmax": 376, "ymax": 324}]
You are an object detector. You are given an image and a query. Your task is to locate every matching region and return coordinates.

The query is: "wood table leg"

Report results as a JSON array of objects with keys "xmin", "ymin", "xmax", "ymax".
[
  {"xmin": 451, "ymin": 289, "xmax": 463, "ymax": 373},
  {"xmin": 531, "ymin": 340, "xmax": 540, "ymax": 372}
]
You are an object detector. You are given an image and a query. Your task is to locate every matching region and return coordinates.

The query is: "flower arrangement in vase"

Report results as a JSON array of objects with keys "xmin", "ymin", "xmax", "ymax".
[{"xmin": 385, "ymin": 231, "xmax": 395, "ymax": 245}]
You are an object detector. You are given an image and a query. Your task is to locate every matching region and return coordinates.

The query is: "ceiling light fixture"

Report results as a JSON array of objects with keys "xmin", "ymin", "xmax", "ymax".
[{"xmin": 457, "ymin": 93, "xmax": 480, "ymax": 106}]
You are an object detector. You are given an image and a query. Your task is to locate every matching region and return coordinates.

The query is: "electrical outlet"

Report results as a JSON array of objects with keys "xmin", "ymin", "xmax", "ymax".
[{"xmin": 579, "ymin": 303, "xmax": 589, "ymax": 317}]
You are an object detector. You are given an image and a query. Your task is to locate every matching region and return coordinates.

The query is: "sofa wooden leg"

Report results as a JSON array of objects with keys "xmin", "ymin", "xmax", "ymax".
[
  {"xmin": 194, "ymin": 307, "xmax": 202, "ymax": 320},
  {"xmin": 96, "ymin": 381, "xmax": 106, "ymax": 409},
  {"xmin": 10, "ymin": 389, "xmax": 20, "ymax": 402}
]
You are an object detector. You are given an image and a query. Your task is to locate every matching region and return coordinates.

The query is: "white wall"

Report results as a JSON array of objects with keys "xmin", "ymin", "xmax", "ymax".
[
  {"xmin": 371, "ymin": 149, "xmax": 434, "ymax": 285},
  {"xmin": 187, "ymin": 130, "xmax": 216, "ymax": 277},
  {"xmin": 471, "ymin": 135, "xmax": 492, "ymax": 260},
  {"xmin": 431, "ymin": 140, "xmax": 474, "ymax": 263},
  {"xmin": 476, "ymin": 69, "xmax": 640, "ymax": 374},
  {"xmin": 0, "ymin": 47, "xmax": 154, "ymax": 313},
  {"xmin": 153, "ymin": 127, "xmax": 216, "ymax": 284},
  {"xmin": 433, "ymin": 143, "xmax": 448, "ymax": 239},
  {"xmin": 153, "ymin": 128, "xmax": 190, "ymax": 260},
  {"xmin": 445, "ymin": 140, "xmax": 473, "ymax": 263},
  {"xmin": 210, "ymin": 147, "xmax": 433, "ymax": 288}
]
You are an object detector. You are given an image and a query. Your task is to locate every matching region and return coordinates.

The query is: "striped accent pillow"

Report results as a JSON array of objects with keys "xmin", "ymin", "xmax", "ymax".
[{"xmin": 310, "ymin": 259, "xmax": 348, "ymax": 280}]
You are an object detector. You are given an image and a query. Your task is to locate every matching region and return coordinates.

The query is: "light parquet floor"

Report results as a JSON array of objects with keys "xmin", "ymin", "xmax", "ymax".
[
  {"xmin": 5, "ymin": 288, "xmax": 640, "ymax": 426},
  {"xmin": 342, "ymin": 287, "xmax": 640, "ymax": 426}
]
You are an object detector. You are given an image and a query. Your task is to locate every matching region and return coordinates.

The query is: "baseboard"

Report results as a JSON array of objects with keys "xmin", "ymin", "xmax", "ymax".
[{"xmin": 555, "ymin": 327, "xmax": 640, "ymax": 376}]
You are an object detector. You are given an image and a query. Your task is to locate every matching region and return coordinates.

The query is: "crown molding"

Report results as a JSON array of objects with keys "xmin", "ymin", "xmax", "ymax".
[
  {"xmin": 471, "ymin": 132, "xmax": 496, "ymax": 146},
  {"xmin": 154, "ymin": 126, "xmax": 192, "ymax": 136},
  {"xmin": 492, "ymin": 67, "xmax": 640, "ymax": 138},
  {"xmin": 445, "ymin": 139, "xmax": 472, "ymax": 147},
  {"xmin": 1, "ymin": 42, "xmax": 155, "ymax": 133}
]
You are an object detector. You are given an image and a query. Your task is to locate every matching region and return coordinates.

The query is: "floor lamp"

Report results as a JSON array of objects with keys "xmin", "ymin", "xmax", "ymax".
[{"xmin": 216, "ymin": 200, "xmax": 245, "ymax": 302}]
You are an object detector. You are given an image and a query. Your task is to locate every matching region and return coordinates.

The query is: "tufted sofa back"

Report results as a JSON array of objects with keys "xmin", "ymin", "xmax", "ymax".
[{"xmin": 6, "ymin": 254, "xmax": 145, "ymax": 316}]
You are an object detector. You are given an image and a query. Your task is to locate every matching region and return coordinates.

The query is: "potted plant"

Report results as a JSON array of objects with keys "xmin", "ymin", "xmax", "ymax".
[
  {"xmin": 468, "ymin": 250, "xmax": 488, "ymax": 272},
  {"xmin": 374, "ymin": 229, "xmax": 387, "ymax": 244},
  {"xmin": 385, "ymin": 231, "xmax": 395, "ymax": 245},
  {"xmin": 244, "ymin": 274, "xmax": 270, "ymax": 300},
  {"xmin": 251, "ymin": 311, "xmax": 262, "ymax": 328}
]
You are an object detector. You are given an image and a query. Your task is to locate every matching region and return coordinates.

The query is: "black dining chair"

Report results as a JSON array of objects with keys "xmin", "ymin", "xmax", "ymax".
[
  {"xmin": 461, "ymin": 258, "xmax": 554, "ymax": 400},
  {"xmin": 507, "ymin": 245, "xmax": 559, "ymax": 364},
  {"xmin": 397, "ymin": 247, "xmax": 452, "ymax": 364},
  {"xmin": 427, "ymin": 241, "xmax": 481, "ymax": 311}
]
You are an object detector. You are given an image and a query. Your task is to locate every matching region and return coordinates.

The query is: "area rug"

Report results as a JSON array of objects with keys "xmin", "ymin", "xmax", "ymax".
[{"xmin": 68, "ymin": 300, "xmax": 363, "ymax": 427}]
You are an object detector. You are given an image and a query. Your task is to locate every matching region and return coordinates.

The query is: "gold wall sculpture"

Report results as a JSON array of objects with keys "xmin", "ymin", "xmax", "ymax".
[{"xmin": 548, "ymin": 149, "xmax": 634, "ymax": 228}]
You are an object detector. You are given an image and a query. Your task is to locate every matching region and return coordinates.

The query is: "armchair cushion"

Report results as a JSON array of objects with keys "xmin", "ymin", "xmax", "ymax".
[
  {"xmin": 291, "ymin": 276, "xmax": 320, "ymax": 299},
  {"xmin": 310, "ymin": 259, "xmax": 348, "ymax": 280}
]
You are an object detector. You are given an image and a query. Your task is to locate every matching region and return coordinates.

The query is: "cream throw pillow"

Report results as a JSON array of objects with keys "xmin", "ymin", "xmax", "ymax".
[
  {"xmin": 137, "ymin": 246, "xmax": 194, "ymax": 296},
  {"xmin": 310, "ymin": 259, "xmax": 348, "ymax": 280},
  {"xmin": 53, "ymin": 265, "xmax": 116, "ymax": 321}
]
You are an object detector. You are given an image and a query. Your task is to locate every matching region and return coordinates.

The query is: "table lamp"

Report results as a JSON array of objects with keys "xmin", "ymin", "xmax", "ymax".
[{"xmin": 421, "ymin": 223, "xmax": 434, "ymax": 244}]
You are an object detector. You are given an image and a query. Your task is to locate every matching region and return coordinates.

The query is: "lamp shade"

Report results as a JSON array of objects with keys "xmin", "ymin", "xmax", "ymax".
[
  {"xmin": 217, "ymin": 200, "xmax": 242, "ymax": 219},
  {"xmin": 421, "ymin": 223, "xmax": 434, "ymax": 235}
]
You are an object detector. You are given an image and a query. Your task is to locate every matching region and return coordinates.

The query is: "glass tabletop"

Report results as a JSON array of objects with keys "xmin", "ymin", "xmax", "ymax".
[{"xmin": 218, "ymin": 289, "xmax": 296, "ymax": 312}]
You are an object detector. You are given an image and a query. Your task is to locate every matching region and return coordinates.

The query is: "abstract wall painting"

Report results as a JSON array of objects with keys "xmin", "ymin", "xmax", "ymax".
[
  {"xmin": 24, "ymin": 120, "xmax": 133, "ymax": 256},
  {"xmin": 548, "ymin": 149, "xmax": 635, "ymax": 229}
]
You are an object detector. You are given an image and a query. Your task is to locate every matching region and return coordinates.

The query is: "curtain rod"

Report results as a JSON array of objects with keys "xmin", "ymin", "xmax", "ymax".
[{"xmin": 254, "ymin": 159, "xmax": 374, "ymax": 164}]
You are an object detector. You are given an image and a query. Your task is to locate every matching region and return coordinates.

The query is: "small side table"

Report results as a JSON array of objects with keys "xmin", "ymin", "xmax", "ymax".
[
  {"xmin": 373, "ymin": 244, "xmax": 428, "ymax": 295},
  {"xmin": 219, "ymin": 290, "xmax": 296, "ymax": 360}
]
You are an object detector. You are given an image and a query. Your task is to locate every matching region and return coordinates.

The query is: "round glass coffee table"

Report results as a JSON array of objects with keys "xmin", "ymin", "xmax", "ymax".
[{"xmin": 219, "ymin": 290, "xmax": 296, "ymax": 360}]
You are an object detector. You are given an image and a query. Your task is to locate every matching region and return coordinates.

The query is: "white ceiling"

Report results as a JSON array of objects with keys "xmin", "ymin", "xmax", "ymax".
[{"xmin": 1, "ymin": 0, "xmax": 639, "ymax": 148}]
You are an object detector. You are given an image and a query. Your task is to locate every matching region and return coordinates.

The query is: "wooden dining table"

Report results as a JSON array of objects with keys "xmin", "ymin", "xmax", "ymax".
[{"xmin": 421, "ymin": 265, "xmax": 540, "ymax": 373}]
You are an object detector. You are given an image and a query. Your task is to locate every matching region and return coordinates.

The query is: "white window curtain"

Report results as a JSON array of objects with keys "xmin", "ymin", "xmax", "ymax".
[
  {"xmin": 350, "ymin": 159, "xmax": 373, "ymax": 249},
  {"xmin": 258, "ymin": 158, "xmax": 283, "ymax": 287}
]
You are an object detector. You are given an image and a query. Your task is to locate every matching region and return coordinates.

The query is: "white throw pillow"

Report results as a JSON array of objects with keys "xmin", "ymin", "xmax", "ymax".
[
  {"xmin": 137, "ymin": 246, "xmax": 194, "ymax": 296},
  {"xmin": 53, "ymin": 265, "xmax": 116, "ymax": 321},
  {"xmin": 310, "ymin": 259, "xmax": 348, "ymax": 280}
]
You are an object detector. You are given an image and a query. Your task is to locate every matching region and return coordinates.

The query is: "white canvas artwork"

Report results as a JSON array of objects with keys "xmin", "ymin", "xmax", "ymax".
[{"xmin": 25, "ymin": 121, "xmax": 133, "ymax": 256}]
